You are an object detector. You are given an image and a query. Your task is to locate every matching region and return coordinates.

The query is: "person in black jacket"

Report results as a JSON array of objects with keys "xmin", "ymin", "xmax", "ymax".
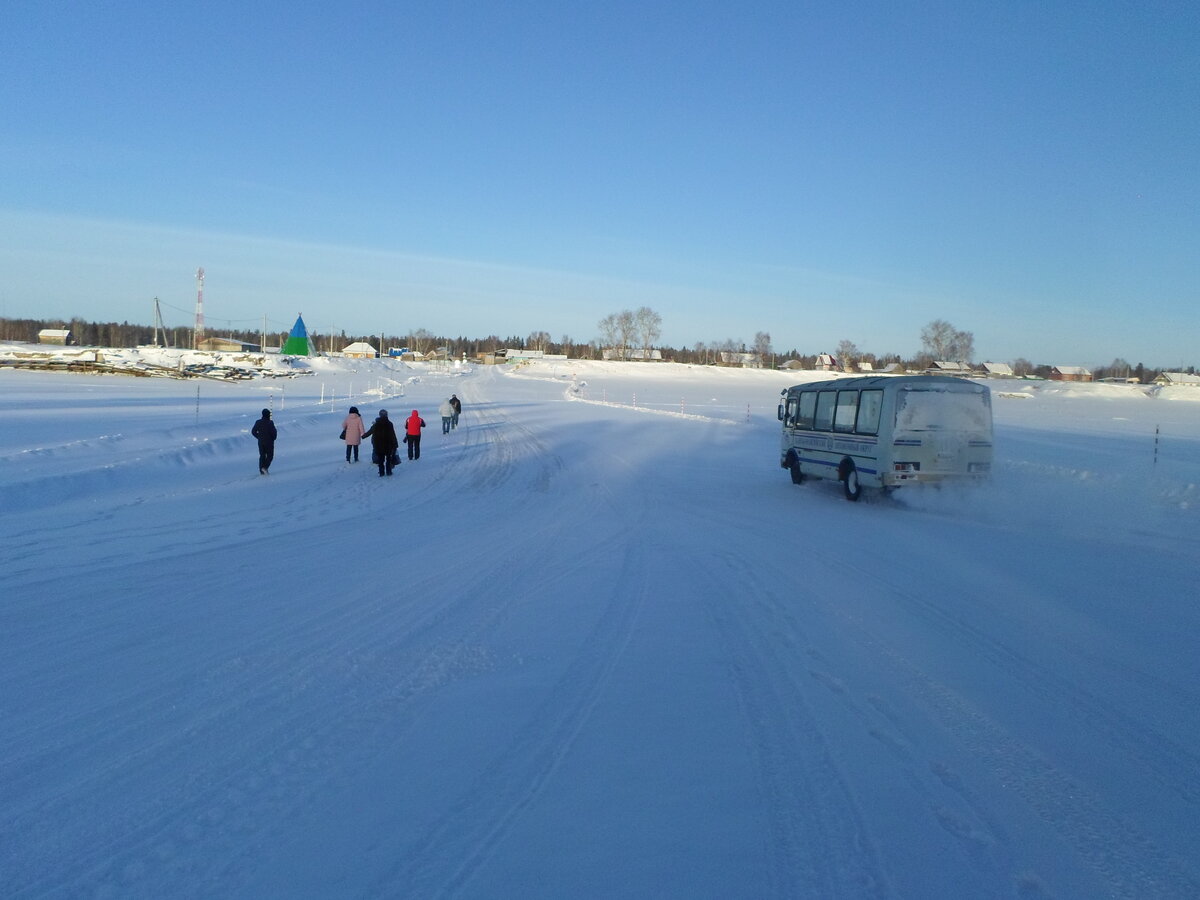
[
  {"xmin": 362, "ymin": 409, "xmax": 400, "ymax": 477},
  {"xmin": 251, "ymin": 408, "xmax": 277, "ymax": 475}
]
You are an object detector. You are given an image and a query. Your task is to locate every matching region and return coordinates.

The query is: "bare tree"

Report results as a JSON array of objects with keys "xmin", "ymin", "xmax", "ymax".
[
  {"xmin": 920, "ymin": 320, "xmax": 974, "ymax": 362},
  {"xmin": 1011, "ymin": 357, "xmax": 1034, "ymax": 377},
  {"xmin": 597, "ymin": 314, "xmax": 618, "ymax": 352},
  {"xmin": 753, "ymin": 331, "xmax": 772, "ymax": 363},
  {"xmin": 634, "ymin": 306, "xmax": 662, "ymax": 359},
  {"xmin": 409, "ymin": 328, "xmax": 434, "ymax": 355},
  {"xmin": 616, "ymin": 309, "xmax": 636, "ymax": 359},
  {"xmin": 527, "ymin": 330, "xmax": 550, "ymax": 352},
  {"xmin": 717, "ymin": 338, "xmax": 739, "ymax": 365},
  {"xmin": 836, "ymin": 339, "xmax": 859, "ymax": 368}
]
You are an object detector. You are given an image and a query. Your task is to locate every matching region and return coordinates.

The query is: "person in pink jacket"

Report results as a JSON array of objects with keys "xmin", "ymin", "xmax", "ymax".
[
  {"xmin": 405, "ymin": 409, "xmax": 426, "ymax": 460},
  {"xmin": 341, "ymin": 406, "xmax": 366, "ymax": 463}
]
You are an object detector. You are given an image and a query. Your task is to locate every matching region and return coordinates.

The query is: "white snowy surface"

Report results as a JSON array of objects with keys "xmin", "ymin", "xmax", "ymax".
[{"xmin": 2, "ymin": 358, "xmax": 1198, "ymax": 899}]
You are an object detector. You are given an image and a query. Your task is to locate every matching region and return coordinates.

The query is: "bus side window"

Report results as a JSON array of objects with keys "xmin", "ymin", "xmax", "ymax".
[
  {"xmin": 814, "ymin": 392, "xmax": 836, "ymax": 431},
  {"xmin": 856, "ymin": 390, "xmax": 883, "ymax": 434},
  {"xmin": 785, "ymin": 397, "xmax": 801, "ymax": 426},
  {"xmin": 834, "ymin": 390, "xmax": 859, "ymax": 432},
  {"xmin": 798, "ymin": 392, "xmax": 816, "ymax": 429}
]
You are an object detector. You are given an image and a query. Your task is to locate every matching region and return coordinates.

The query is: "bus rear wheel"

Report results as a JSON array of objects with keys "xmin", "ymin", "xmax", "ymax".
[{"xmin": 842, "ymin": 463, "xmax": 862, "ymax": 501}]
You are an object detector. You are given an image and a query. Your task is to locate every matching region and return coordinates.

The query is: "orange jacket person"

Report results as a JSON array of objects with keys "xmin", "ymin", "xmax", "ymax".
[{"xmin": 405, "ymin": 409, "xmax": 426, "ymax": 460}]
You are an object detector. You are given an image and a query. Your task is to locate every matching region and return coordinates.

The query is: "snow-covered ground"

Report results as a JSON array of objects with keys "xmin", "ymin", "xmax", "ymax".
[{"xmin": 2, "ymin": 356, "xmax": 1198, "ymax": 899}]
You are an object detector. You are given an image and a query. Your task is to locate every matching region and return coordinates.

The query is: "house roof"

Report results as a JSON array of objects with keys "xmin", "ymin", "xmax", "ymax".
[{"xmin": 1053, "ymin": 366, "xmax": 1092, "ymax": 376}]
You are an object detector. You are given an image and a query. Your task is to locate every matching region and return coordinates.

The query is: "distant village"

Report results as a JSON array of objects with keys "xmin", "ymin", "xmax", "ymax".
[{"xmin": 2, "ymin": 317, "xmax": 1196, "ymax": 387}]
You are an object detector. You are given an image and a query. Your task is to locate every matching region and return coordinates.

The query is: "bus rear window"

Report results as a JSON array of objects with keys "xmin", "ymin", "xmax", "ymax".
[{"xmin": 895, "ymin": 388, "xmax": 991, "ymax": 431}]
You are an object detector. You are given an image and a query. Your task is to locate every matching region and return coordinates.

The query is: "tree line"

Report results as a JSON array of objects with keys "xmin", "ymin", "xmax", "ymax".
[{"xmin": 2, "ymin": 315, "xmax": 1189, "ymax": 380}]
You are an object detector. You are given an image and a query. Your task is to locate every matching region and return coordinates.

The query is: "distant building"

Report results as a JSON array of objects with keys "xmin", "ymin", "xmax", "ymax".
[
  {"xmin": 38, "ymin": 328, "xmax": 73, "ymax": 345},
  {"xmin": 1050, "ymin": 366, "xmax": 1093, "ymax": 382},
  {"xmin": 342, "ymin": 341, "xmax": 377, "ymax": 358},
  {"xmin": 815, "ymin": 353, "xmax": 839, "ymax": 371},
  {"xmin": 927, "ymin": 360, "xmax": 974, "ymax": 375},
  {"xmin": 1154, "ymin": 372, "xmax": 1200, "ymax": 386},
  {"xmin": 718, "ymin": 351, "xmax": 760, "ymax": 367},
  {"xmin": 980, "ymin": 362, "xmax": 1014, "ymax": 377},
  {"xmin": 504, "ymin": 348, "xmax": 544, "ymax": 360},
  {"xmin": 602, "ymin": 348, "xmax": 664, "ymax": 361},
  {"xmin": 198, "ymin": 337, "xmax": 260, "ymax": 352}
]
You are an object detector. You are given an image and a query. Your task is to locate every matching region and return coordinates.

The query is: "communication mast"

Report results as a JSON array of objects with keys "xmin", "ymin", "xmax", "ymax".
[{"xmin": 194, "ymin": 267, "xmax": 206, "ymax": 349}]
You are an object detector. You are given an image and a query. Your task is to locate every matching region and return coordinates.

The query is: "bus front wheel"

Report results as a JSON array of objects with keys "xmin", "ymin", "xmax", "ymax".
[
  {"xmin": 788, "ymin": 455, "xmax": 804, "ymax": 484},
  {"xmin": 842, "ymin": 463, "xmax": 862, "ymax": 502}
]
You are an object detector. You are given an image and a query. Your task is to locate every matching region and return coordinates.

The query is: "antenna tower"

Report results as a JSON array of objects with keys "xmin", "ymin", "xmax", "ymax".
[{"xmin": 194, "ymin": 267, "xmax": 206, "ymax": 349}]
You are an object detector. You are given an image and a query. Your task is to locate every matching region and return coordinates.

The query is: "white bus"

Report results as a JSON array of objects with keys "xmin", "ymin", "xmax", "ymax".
[{"xmin": 778, "ymin": 375, "xmax": 993, "ymax": 501}]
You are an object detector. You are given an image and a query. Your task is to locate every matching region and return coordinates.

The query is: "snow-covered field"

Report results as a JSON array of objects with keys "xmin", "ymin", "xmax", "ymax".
[{"xmin": 2, "ymin": 356, "xmax": 1198, "ymax": 899}]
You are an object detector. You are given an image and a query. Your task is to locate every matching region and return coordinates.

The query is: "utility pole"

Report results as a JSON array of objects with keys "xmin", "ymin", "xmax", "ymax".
[{"xmin": 194, "ymin": 267, "xmax": 206, "ymax": 349}]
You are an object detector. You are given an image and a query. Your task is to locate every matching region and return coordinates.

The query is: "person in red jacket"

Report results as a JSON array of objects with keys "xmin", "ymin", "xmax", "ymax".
[{"xmin": 405, "ymin": 409, "xmax": 426, "ymax": 460}]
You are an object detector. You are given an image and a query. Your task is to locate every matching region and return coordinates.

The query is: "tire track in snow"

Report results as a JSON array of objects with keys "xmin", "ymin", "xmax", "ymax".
[
  {"xmin": 771, "ymin": 505, "xmax": 1200, "ymax": 899},
  {"xmin": 372, "ymin": 541, "xmax": 651, "ymax": 899},
  {"xmin": 2, "ymin": 369, "xmax": 611, "ymax": 898},
  {"xmin": 691, "ymin": 549, "xmax": 890, "ymax": 899}
]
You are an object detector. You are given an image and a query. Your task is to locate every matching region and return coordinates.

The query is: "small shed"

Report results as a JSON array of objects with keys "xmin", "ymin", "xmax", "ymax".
[
  {"xmin": 38, "ymin": 328, "xmax": 74, "ymax": 345},
  {"xmin": 342, "ymin": 341, "xmax": 378, "ymax": 359},
  {"xmin": 815, "ymin": 353, "xmax": 839, "ymax": 371},
  {"xmin": 980, "ymin": 362, "xmax": 1014, "ymax": 377},
  {"xmin": 1050, "ymin": 366, "xmax": 1093, "ymax": 382}
]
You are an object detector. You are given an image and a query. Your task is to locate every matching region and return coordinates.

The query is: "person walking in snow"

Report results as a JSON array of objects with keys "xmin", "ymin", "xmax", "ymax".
[
  {"xmin": 362, "ymin": 409, "xmax": 400, "ymax": 477},
  {"xmin": 449, "ymin": 394, "xmax": 461, "ymax": 429},
  {"xmin": 251, "ymin": 408, "xmax": 277, "ymax": 475},
  {"xmin": 405, "ymin": 409, "xmax": 426, "ymax": 460},
  {"xmin": 438, "ymin": 398, "xmax": 454, "ymax": 435},
  {"xmin": 341, "ymin": 406, "xmax": 365, "ymax": 463}
]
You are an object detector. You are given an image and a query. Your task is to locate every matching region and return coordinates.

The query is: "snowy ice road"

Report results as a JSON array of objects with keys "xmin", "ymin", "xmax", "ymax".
[{"xmin": 2, "ymin": 359, "xmax": 1199, "ymax": 898}]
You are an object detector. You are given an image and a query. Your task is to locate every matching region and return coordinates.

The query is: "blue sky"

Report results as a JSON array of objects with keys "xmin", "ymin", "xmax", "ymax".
[{"xmin": 2, "ymin": 1, "xmax": 1196, "ymax": 366}]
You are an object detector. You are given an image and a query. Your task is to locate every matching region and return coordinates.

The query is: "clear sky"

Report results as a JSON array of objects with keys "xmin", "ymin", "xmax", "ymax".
[{"xmin": 2, "ymin": 0, "xmax": 1196, "ymax": 366}]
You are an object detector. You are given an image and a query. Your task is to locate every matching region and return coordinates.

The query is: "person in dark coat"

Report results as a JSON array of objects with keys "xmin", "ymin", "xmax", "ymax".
[
  {"xmin": 362, "ymin": 409, "xmax": 400, "ymax": 476},
  {"xmin": 404, "ymin": 409, "xmax": 426, "ymax": 460},
  {"xmin": 251, "ymin": 408, "xmax": 277, "ymax": 475},
  {"xmin": 449, "ymin": 394, "xmax": 461, "ymax": 429}
]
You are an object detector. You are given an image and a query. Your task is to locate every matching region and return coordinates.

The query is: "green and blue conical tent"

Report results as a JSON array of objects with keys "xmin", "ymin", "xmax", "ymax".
[{"xmin": 281, "ymin": 314, "xmax": 311, "ymax": 355}]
